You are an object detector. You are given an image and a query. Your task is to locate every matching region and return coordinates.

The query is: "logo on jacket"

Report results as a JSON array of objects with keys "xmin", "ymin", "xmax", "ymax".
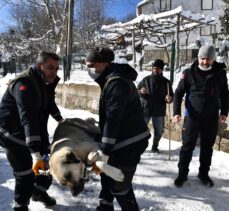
[{"xmin": 19, "ymin": 85, "xmax": 27, "ymax": 91}]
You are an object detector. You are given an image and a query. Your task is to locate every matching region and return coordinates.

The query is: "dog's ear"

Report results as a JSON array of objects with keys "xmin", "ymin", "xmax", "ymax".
[{"xmin": 64, "ymin": 152, "xmax": 80, "ymax": 164}]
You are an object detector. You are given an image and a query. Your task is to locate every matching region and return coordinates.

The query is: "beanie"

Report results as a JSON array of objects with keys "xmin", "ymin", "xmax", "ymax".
[
  {"xmin": 86, "ymin": 47, "xmax": 114, "ymax": 63},
  {"xmin": 152, "ymin": 59, "xmax": 164, "ymax": 70},
  {"xmin": 198, "ymin": 45, "xmax": 215, "ymax": 60}
]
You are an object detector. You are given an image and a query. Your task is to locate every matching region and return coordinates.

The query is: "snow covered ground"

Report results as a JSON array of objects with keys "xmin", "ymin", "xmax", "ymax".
[
  {"xmin": 0, "ymin": 68, "xmax": 229, "ymax": 211},
  {"xmin": 1, "ymin": 107, "xmax": 229, "ymax": 211}
]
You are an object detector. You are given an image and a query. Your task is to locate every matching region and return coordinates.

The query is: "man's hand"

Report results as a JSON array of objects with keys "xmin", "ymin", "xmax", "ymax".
[
  {"xmin": 165, "ymin": 95, "xmax": 173, "ymax": 103},
  {"xmin": 87, "ymin": 150, "xmax": 109, "ymax": 165},
  {"xmin": 98, "ymin": 150, "xmax": 109, "ymax": 163},
  {"xmin": 89, "ymin": 151, "xmax": 124, "ymax": 181},
  {"xmin": 31, "ymin": 152, "xmax": 45, "ymax": 175},
  {"xmin": 140, "ymin": 87, "xmax": 149, "ymax": 95},
  {"xmin": 172, "ymin": 115, "xmax": 181, "ymax": 123}
]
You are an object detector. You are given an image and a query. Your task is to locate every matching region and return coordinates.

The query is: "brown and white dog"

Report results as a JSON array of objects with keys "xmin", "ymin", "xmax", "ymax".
[{"xmin": 49, "ymin": 118, "xmax": 124, "ymax": 196}]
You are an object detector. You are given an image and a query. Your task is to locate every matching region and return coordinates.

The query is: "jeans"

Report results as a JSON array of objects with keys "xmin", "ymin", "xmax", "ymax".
[{"xmin": 145, "ymin": 116, "xmax": 164, "ymax": 150}]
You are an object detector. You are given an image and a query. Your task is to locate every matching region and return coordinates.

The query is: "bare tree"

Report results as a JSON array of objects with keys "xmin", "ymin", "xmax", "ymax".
[
  {"xmin": 74, "ymin": 0, "xmax": 106, "ymax": 49},
  {"xmin": 1, "ymin": 0, "xmax": 68, "ymax": 54},
  {"xmin": 0, "ymin": 0, "xmax": 116, "ymax": 57}
]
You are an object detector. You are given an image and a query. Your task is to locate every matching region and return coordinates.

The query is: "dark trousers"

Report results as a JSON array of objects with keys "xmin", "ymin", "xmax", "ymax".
[
  {"xmin": 178, "ymin": 116, "xmax": 218, "ymax": 178},
  {"xmin": 5, "ymin": 146, "xmax": 52, "ymax": 208},
  {"xmin": 98, "ymin": 139, "xmax": 148, "ymax": 211}
]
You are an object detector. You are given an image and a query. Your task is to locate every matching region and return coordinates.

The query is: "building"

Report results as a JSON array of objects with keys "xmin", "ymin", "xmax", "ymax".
[{"xmin": 137, "ymin": 0, "xmax": 227, "ymax": 45}]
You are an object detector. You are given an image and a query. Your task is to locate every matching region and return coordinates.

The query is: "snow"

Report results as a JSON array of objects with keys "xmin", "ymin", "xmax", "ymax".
[{"xmin": 0, "ymin": 68, "xmax": 229, "ymax": 211}]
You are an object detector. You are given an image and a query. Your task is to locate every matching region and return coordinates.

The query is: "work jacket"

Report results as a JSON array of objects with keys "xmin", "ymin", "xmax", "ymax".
[
  {"xmin": 173, "ymin": 60, "xmax": 229, "ymax": 120},
  {"xmin": 0, "ymin": 66, "xmax": 62, "ymax": 154},
  {"xmin": 137, "ymin": 73, "xmax": 173, "ymax": 117},
  {"xmin": 95, "ymin": 63, "xmax": 151, "ymax": 155}
]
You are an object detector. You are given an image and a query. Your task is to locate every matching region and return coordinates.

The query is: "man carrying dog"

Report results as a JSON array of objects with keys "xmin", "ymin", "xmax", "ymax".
[
  {"xmin": 86, "ymin": 47, "xmax": 151, "ymax": 211},
  {"xmin": 0, "ymin": 51, "xmax": 63, "ymax": 211}
]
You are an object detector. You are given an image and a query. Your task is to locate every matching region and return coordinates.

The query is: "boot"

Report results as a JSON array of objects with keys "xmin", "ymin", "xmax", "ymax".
[
  {"xmin": 197, "ymin": 174, "xmax": 214, "ymax": 187},
  {"xmin": 174, "ymin": 176, "xmax": 187, "ymax": 188},
  {"xmin": 151, "ymin": 147, "xmax": 160, "ymax": 153},
  {"xmin": 31, "ymin": 188, "xmax": 56, "ymax": 207},
  {"xmin": 14, "ymin": 206, "xmax": 29, "ymax": 211},
  {"xmin": 116, "ymin": 188, "xmax": 139, "ymax": 211},
  {"xmin": 96, "ymin": 204, "xmax": 114, "ymax": 211}
]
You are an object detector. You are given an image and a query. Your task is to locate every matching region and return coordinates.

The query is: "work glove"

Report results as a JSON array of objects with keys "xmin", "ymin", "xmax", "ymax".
[
  {"xmin": 92, "ymin": 161, "xmax": 124, "ymax": 182},
  {"xmin": 87, "ymin": 150, "xmax": 109, "ymax": 165},
  {"xmin": 98, "ymin": 150, "xmax": 109, "ymax": 163},
  {"xmin": 31, "ymin": 152, "xmax": 45, "ymax": 175},
  {"xmin": 88, "ymin": 150, "xmax": 124, "ymax": 182}
]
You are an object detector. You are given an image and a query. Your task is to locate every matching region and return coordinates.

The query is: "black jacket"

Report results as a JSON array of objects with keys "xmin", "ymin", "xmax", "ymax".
[
  {"xmin": 137, "ymin": 73, "xmax": 174, "ymax": 117},
  {"xmin": 95, "ymin": 63, "xmax": 150, "ymax": 155},
  {"xmin": 0, "ymin": 66, "xmax": 62, "ymax": 154},
  {"xmin": 173, "ymin": 60, "xmax": 229, "ymax": 120}
]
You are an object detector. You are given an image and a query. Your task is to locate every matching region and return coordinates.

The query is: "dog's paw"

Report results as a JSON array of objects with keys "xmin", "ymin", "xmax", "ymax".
[
  {"xmin": 95, "ymin": 161, "xmax": 124, "ymax": 182},
  {"xmin": 87, "ymin": 151, "xmax": 99, "ymax": 165}
]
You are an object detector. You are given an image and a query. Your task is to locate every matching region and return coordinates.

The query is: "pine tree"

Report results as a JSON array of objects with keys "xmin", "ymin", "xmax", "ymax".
[{"xmin": 219, "ymin": 1, "xmax": 229, "ymax": 35}]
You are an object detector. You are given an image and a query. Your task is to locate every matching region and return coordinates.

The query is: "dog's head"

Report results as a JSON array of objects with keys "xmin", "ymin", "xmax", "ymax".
[{"xmin": 49, "ymin": 147, "xmax": 86, "ymax": 196}]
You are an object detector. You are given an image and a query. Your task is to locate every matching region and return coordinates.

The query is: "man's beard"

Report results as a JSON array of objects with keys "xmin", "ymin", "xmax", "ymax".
[{"xmin": 198, "ymin": 65, "xmax": 212, "ymax": 71}]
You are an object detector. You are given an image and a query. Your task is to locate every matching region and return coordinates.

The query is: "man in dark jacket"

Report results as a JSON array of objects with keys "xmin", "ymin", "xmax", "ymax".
[
  {"xmin": 173, "ymin": 45, "xmax": 229, "ymax": 188},
  {"xmin": 137, "ymin": 59, "xmax": 173, "ymax": 153},
  {"xmin": 0, "ymin": 51, "xmax": 63, "ymax": 211},
  {"xmin": 86, "ymin": 47, "xmax": 151, "ymax": 211}
]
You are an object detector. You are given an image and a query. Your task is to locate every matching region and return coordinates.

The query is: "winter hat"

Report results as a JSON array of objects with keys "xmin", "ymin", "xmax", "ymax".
[
  {"xmin": 152, "ymin": 59, "xmax": 164, "ymax": 70},
  {"xmin": 198, "ymin": 45, "xmax": 215, "ymax": 60},
  {"xmin": 86, "ymin": 47, "xmax": 114, "ymax": 63}
]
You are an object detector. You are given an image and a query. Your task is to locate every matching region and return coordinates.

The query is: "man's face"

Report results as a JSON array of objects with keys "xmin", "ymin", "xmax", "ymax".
[
  {"xmin": 86, "ymin": 62, "xmax": 106, "ymax": 74},
  {"xmin": 198, "ymin": 58, "xmax": 214, "ymax": 69},
  {"xmin": 152, "ymin": 66, "xmax": 162, "ymax": 75},
  {"xmin": 41, "ymin": 58, "xmax": 59, "ymax": 83}
]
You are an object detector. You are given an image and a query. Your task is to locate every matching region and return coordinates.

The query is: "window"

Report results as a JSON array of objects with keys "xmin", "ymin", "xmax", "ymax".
[
  {"xmin": 160, "ymin": 0, "xmax": 171, "ymax": 11},
  {"xmin": 200, "ymin": 25, "xmax": 214, "ymax": 36},
  {"xmin": 201, "ymin": 0, "xmax": 213, "ymax": 10}
]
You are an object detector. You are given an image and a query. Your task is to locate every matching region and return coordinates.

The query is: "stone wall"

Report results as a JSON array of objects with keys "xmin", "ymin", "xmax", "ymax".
[
  {"xmin": 55, "ymin": 83, "xmax": 100, "ymax": 113},
  {"xmin": 55, "ymin": 84, "xmax": 229, "ymax": 153},
  {"xmin": 162, "ymin": 103, "xmax": 229, "ymax": 153}
]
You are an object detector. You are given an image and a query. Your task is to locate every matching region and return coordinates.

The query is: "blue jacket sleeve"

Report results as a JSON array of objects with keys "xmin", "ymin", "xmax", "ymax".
[{"xmin": 219, "ymin": 70, "xmax": 229, "ymax": 116}]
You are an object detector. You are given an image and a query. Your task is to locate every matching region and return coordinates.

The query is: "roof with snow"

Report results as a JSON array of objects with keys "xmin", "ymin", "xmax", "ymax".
[{"xmin": 101, "ymin": 6, "xmax": 216, "ymax": 38}]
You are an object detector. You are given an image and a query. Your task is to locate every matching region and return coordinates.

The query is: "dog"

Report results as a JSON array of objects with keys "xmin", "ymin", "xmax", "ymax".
[{"xmin": 49, "ymin": 118, "xmax": 124, "ymax": 196}]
